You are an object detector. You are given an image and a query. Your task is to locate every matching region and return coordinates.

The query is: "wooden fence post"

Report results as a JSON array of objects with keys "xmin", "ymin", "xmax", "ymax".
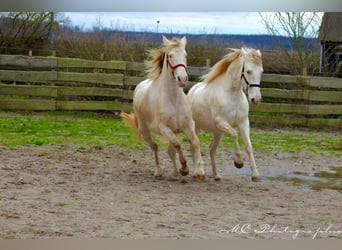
[{"xmin": 206, "ymin": 58, "xmax": 210, "ymax": 67}]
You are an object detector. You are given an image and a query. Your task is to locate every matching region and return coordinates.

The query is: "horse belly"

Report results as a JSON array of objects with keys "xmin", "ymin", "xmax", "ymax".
[
  {"xmin": 133, "ymin": 80, "xmax": 156, "ymax": 127},
  {"xmin": 188, "ymin": 89, "xmax": 216, "ymax": 132}
]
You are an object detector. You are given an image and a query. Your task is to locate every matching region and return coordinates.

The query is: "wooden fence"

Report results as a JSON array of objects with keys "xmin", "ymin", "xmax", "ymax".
[{"xmin": 0, "ymin": 54, "xmax": 341, "ymax": 129}]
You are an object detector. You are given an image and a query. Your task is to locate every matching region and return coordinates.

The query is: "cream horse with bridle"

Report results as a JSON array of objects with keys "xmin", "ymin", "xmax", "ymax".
[
  {"xmin": 187, "ymin": 48, "xmax": 263, "ymax": 182},
  {"xmin": 121, "ymin": 36, "xmax": 205, "ymax": 181}
]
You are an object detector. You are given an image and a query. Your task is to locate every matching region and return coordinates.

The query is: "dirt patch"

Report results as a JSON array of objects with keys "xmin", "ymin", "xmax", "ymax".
[{"xmin": 0, "ymin": 143, "xmax": 341, "ymax": 239}]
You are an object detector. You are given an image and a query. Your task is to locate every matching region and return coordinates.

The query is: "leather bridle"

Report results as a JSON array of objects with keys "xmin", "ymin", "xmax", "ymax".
[{"xmin": 240, "ymin": 62, "xmax": 261, "ymax": 88}]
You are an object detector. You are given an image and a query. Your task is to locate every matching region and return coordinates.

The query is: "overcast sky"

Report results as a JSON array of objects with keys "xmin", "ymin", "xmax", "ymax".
[{"xmin": 63, "ymin": 12, "xmax": 271, "ymax": 35}]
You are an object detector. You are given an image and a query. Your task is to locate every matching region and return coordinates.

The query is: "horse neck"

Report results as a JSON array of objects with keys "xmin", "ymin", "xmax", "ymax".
[
  {"xmin": 157, "ymin": 60, "xmax": 184, "ymax": 103},
  {"xmin": 222, "ymin": 60, "xmax": 244, "ymax": 94}
]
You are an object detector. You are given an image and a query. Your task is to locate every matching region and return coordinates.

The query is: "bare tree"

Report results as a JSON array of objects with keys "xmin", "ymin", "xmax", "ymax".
[
  {"xmin": 0, "ymin": 12, "xmax": 57, "ymax": 54},
  {"xmin": 259, "ymin": 12, "xmax": 321, "ymax": 75}
]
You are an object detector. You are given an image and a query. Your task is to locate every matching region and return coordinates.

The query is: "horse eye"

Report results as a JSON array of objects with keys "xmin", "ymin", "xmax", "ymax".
[{"xmin": 246, "ymin": 70, "xmax": 252, "ymax": 74}]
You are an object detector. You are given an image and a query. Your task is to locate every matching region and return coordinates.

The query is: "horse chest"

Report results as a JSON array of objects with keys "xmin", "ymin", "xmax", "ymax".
[
  {"xmin": 147, "ymin": 103, "xmax": 187, "ymax": 134},
  {"xmin": 160, "ymin": 106, "xmax": 187, "ymax": 131},
  {"xmin": 220, "ymin": 98, "xmax": 248, "ymax": 126}
]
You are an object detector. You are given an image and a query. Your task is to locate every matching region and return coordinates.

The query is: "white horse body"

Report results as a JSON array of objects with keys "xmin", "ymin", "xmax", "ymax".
[
  {"xmin": 188, "ymin": 76, "xmax": 249, "ymax": 132},
  {"xmin": 187, "ymin": 48, "xmax": 263, "ymax": 181},
  {"xmin": 134, "ymin": 75, "xmax": 192, "ymax": 135},
  {"xmin": 122, "ymin": 36, "xmax": 205, "ymax": 181}
]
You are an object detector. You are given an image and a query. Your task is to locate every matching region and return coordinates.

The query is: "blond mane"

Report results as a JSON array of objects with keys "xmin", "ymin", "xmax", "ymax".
[
  {"xmin": 145, "ymin": 37, "xmax": 183, "ymax": 80},
  {"xmin": 202, "ymin": 48, "xmax": 262, "ymax": 84}
]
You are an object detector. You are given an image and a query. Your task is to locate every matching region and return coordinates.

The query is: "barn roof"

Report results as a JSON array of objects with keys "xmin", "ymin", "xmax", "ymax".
[{"xmin": 318, "ymin": 12, "xmax": 342, "ymax": 42}]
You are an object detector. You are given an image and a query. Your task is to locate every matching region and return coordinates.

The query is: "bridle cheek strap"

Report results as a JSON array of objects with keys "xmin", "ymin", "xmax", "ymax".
[
  {"xmin": 167, "ymin": 57, "xmax": 187, "ymax": 71},
  {"xmin": 166, "ymin": 56, "xmax": 187, "ymax": 79},
  {"xmin": 241, "ymin": 62, "xmax": 261, "ymax": 88}
]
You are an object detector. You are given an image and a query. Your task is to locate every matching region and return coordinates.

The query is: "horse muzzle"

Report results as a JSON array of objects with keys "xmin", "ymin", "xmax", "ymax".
[
  {"xmin": 177, "ymin": 75, "xmax": 188, "ymax": 88},
  {"xmin": 248, "ymin": 87, "xmax": 262, "ymax": 105},
  {"xmin": 249, "ymin": 96, "xmax": 261, "ymax": 105},
  {"xmin": 174, "ymin": 67, "xmax": 188, "ymax": 88}
]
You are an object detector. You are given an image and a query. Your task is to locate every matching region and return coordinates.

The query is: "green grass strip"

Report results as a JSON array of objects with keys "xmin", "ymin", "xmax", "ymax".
[{"xmin": 0, "ymin": 111, "xmax": 340, "ymax": 156}]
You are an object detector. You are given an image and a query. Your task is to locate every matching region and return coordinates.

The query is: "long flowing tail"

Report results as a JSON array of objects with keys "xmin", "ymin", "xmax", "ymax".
[{"xmin": 120, "ymin": 111, "xmax": 138, "ymax": 131}]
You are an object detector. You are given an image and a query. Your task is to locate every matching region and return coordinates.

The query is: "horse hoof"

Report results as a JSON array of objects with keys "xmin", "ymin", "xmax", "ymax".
[
  {"xmin": 193, "ymin": 174, "xmax": 206, "ymax": 182},
  {"xmin": 251, "ymin": 176, "xmax": 261, "ymax": 182},
  {"xmin": 154, "ymin": 174, "xmax": 164, "ymax": 180},
  {"xmin": 179, "ymin": 178, "xmax": 188, "ymax": 184},
  {"xmin": 234, "ymin": 161, "xmax": 244, "ymax": 169},
  {"xmin": 179, "ymin": 167, "xmax": 189, "ymax": 176},
  {"xmin": 214, "ymin": 175, "xmax": 222, "ymax": 181}
]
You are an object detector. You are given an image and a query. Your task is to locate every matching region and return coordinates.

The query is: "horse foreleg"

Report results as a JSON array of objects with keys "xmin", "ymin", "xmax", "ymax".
[
  {"xmin": 239, "ymin": 120, "xmax": 260, "ymax": 182},
  {"xmin": 232, "ymin": 138, "xmax": 244, "ymax": 169},
  {"xmin": 209, "ymin": 133, "xmax": 223, "ymax": 181},
  {"xmin": 214, "ymin": 117, "xmax": 244, "ymax": 168},
  {"xmin": 183, "ymin": 125, "xmax": 206, "ymax": 181},
  {"xmin": 158, "ymin": 124, "xmax": 189, "ymax": 177}
]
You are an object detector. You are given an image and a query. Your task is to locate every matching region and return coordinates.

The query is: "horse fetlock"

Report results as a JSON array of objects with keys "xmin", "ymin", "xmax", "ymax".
[
  {"xmin": 180, "ymin": 159, "xmax": 187, "ymax": 169},
  {"xmin": 154, "ymin": 168, "xmax": 163, "ymax": 179},
  {"xmin": 179, "ymin": 166, "xmax": 189, "ymax": 176}
]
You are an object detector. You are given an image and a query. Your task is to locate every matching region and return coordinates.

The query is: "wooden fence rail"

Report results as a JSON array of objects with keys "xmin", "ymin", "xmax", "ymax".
[{"xmin": 0, "ymin": 54, "xmax": 341, "ymax": 129}]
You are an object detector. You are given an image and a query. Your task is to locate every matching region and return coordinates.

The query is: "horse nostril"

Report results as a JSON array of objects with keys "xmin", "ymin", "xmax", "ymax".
[
  {"xmin": 177, "ymin": 76, "xmax": 181, "ymax": 82},
  {"xmin": 251, "ymin": 98, "xmax": 255, "ymax": 103}
]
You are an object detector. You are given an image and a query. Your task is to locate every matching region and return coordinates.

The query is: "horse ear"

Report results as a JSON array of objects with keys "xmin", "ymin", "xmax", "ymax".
[
  {"xmin": 256, "ymin": 49, "xmax": 262, "ymax": 56},
  {"xmin": 241, "ymin": 47, "xmax": 247, "ymax": 55},
  {"xmin": 180, "ymin": 36, "xmax": 187, "ymax": 46},
  {"xmin": 162, "ymin": 35, "xmax": 171, "ymax": 45}
]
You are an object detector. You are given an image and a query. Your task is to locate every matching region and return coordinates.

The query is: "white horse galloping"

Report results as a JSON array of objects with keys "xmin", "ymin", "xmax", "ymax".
[
  {"xmin": 187, "ymin": 48, "xmax": 263, "ymax": 181},
  {"xmin": 121, "ymin": 36, "xmax": 205, "ymax": 181}
]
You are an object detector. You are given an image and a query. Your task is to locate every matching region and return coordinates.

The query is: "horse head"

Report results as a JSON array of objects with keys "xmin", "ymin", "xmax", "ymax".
[
  {"xmin": 240, "ymin": 48, "xmax": 263, "ymax": 105},
  {"xmin": 163, "ymin": 35, "xmax": 188, "ymax": 88}
]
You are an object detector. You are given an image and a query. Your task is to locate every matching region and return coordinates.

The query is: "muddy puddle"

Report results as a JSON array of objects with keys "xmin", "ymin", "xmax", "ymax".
[
  {"xmin": 224, "ymin": 166, "xmax": 342, "ymax": 192},
  {"xmin": 267, "ymin": 167, "xmax": 342, "ymax": 192}
]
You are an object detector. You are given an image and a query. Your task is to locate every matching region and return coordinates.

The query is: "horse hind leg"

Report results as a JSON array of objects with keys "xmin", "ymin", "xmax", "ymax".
[
  {"xmin": 140, "ymin": 128, "xmax": 162, "ymax": 179},
  {"xmin": 151, "ymin": 141, "xmax": 162, "ymax": 179},
  {"xmin": 209, "ymin": 133, "xmax": 223, "ymax": 181}
]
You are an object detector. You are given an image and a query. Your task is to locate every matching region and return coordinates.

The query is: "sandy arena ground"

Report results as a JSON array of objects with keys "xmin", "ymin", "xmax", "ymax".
[{"xmin": 0, "ymin": 142, "xmax": 341, "ymax": 239}]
